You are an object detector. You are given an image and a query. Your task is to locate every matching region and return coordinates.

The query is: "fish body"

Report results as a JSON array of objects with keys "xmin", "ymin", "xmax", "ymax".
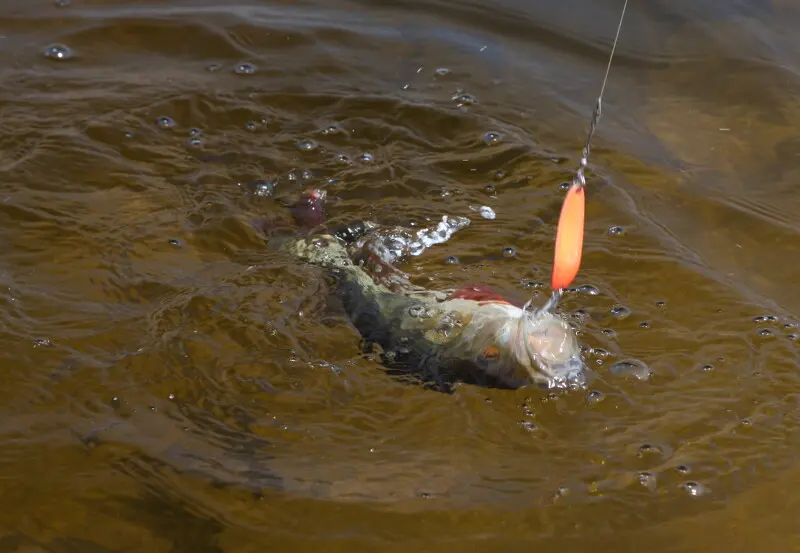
[{"xmin": 276, "ymin": 229, "xmax": 587, "ymax": 391}]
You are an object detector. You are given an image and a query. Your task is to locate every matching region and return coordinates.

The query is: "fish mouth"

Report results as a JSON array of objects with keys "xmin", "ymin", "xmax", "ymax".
[{"xmin": 534, "ymin": 354, "xmax": 588, "ymax": 390}]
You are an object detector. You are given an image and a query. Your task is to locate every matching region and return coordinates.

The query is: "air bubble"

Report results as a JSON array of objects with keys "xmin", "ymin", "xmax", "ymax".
[
  {"xmin": 244, "ymin": 121, "xmax": 258, "ymax": 132},
  {"xmin": 638, "ymin": 471, "xmax": 657, "ymax": 490},
  {"xmin": 577, "ymin": 284, "xmax": 600, "ymax": 296},
  {"xmin": 44, "ymin": 44, "xmax": 73, "ymax": 60},
  {"xmin": 168, "ymin": 239, "xmax": 183, "ymax": 247},
  {"xmin": 639, "ymin": 321, "xmax": 651, "ymax": 328},
  {"xmin": 757, "ymin": 328, "xmax": 775, "ymax": 337},
  {"xmin": 610, "ymin": 305, "xmax": 631, "ymax": 319},
  {"xmin": 601, "ymin": 328, "xmax": 616, "ymax": 337},
  {"xmin": 444, "ymin": 256, "xmax": 459, "ymax": 265},
  {"xmin": 186, "ymin": 138, "xmax": 203, "ymax": 148},
  {"xmin": 610, "ymin": 358, "xmax": 651, "ymax": 380},
  {"xmin": 452, "ymin": 92, "xmax": 477, "ymax": 106},
  {"xmin": 434, "ymin": 67, "xmax": 451, "ymax": 76},
  {"xmin": 679, "ymin": 481, "xmax": 707, "ymax": 497},
  {"xmin": 502, "ymin": 247, "xmax": 516, "ymax": 258},
  {"xmin": 701, "ymin": 364, "xmax": 714, "ymax": 372},
  {"xmin": 296, "ymin": 139, "xmax": 318, "ymax": 152},
  {"xmin": 586, "ymin": 390, "xmax": 605, "ymax": 405},
  {"xmin": 156, "ymin": 116, "xmax": 176, "ymax": 129},
  {"xmin": 676, "ymin": 465, "xmax": 691, "ymax": 475},
  {"xmin": 483, "ymin": 131, "xmax": 502, "ymax": 145},
  {"xmin": 244, "ymin": 180, "xmax": 276, "ymax": 197},
  {"xmin": 753, "ymin": 315, "xmax": 778, "ymax": 323},
  {"xmin": 234, "ymin": 63, "xmax": 257, "ymax": 75},
  {"xmin": 607, "ymin": 226, "xmax": 625, "ymax": 236},
  {"xmin": 359, "ymin": 152, "xmax": 375, "ymax": 163}
]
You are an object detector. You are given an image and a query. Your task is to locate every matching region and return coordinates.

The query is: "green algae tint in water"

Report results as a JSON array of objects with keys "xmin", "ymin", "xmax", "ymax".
[{"xmin": 1, "ymin": 0, "xmax": 800, "ymax": 552}]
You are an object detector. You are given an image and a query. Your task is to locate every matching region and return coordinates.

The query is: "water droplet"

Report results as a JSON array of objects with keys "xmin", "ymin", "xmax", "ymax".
[
  {"xmin": 470, "ymin": 205, "xmax": 496, "ymax": 219},
  {"xmin": 434, "ymin": 67, "xmax": 451, "ymax": 76},
  {"xmin": 608, "ymin": 226, "xmax": 625, "ymax": 236},
  {"xmin": 638, "ymin": 471, "xmax": 657, "ymax": 490},
  {"xmin": 524, "ymin": 281, "xmax": 545, "ymax": 289},
  {"xmin": 244, "ymin": 121, "xmax": 258, "ymax": 132},
  {"xmin": 234, "ymin": 62, "xmax": 257, "ymax": 75},
  {"xmin": 610, "ymin": 305, "xmax": 631, "ymax": 319},
  {"xmin": 586, "ymin": 390, "xmax": 605, "ymax": 405},
  {"xmin": 452, "ymin": 91, "xmax": 477, "ymax": 106},
  {"xmin": 591, "ymin": 347, "xmax": 610, "ymax": 358},
  {"xmin": 577, "ymin": 284, "xmax": 600, "ymax": 296},
  {"xmin": 610, "ymin": 358, "xmax": 651, "ymax": 380},
  {"xmin": 637, "ymin": 443, "xmax": 663, "ymax": 457},
  {"xmin": 156, "ymin": 116, "xmax": 176, "ymax": 129},
  {"xmin": 358, "ymin": 152, "xmax": 375, "ymax": 163},
  {"xmin": 753, "ymin": 315, "xmax": 778, "ymax": 323},
  {"xmin": 483, "ymin": 131, "xmax": 502, "ymax": 145},
  {"xmin": 639, "ymin": 321, "xmax": 651, "ymax": 328},
  {"xmin": 679, "ymin": 481, "xmax": 707, "ymax": 497},
  {"xmin": 321, "ymin": 124, "xmax": 344, "ymax": 135},
  {"xmin": 502, "ymin": 247, "xmax": 516, "ymax": 258},
  {"xmin": 44, "ymin": 44, "xmax": 73, "ymax": 60},
  {"xmin": 296, "ymin": 139, "xmax": 318, "ymax": 152},
  {"xmin": 244, "ymin": 179, "xmax": 276, "ymax": 197},
  {"xmin": 520, "ymin": 420, "xmax": 538, "ymax": 432},
  {"xmin": 572, "ymin": 309, "xmax": 590, "ymax": 322},
  {"xmin": 444, "ymin": 256, "xmax": 459, "ymax": 265}
]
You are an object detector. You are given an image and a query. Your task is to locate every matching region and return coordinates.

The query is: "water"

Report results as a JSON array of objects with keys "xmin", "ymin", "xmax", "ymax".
[{"xmin": 1, "ymin": 0, "xmax": 800, "ymax": 551}]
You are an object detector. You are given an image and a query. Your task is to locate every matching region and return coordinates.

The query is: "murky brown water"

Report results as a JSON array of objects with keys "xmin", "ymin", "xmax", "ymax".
[{"xmin": 2, "ymin": 0, "xmax": 800, "ymax": 550}]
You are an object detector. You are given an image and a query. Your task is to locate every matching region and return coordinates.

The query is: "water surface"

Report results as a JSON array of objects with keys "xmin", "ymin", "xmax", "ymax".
[{"xmin": 1, "ymin": 0, "xmax": 800, "ymax": 551}]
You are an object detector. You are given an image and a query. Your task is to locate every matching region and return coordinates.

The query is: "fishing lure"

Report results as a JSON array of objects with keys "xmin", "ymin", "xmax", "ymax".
[{"xmin": 551, "ymin": 0, "xmax": 629, "ymax": 294}]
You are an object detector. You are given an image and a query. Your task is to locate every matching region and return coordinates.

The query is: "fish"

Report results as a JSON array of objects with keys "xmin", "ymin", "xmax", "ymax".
[{"xmin": 269, "ymin": 188, "xmax": 588, "ymax": 392}]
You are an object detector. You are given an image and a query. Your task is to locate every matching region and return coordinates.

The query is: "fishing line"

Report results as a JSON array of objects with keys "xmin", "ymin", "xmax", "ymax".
[{"xmin": 536, "ymin": 0, "xmax": 630, "ymax": 315}]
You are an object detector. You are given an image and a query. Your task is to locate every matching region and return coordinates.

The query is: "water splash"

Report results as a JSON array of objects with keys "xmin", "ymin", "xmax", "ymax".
[{"xmin": 355, "ymin": 215, "xmax": 470, "ymax": 265}]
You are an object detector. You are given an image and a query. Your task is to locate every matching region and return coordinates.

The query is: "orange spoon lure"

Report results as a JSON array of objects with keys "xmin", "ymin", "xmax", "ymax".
[{"xmin": 551, "ymin": 183, "xmax": 586, "ymax": 291}]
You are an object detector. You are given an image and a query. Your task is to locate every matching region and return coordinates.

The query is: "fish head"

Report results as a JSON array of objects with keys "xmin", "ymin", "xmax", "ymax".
[
  {"xmin": 515, "ymin": 309, "xmax": 587, "ymax": 389},
  {"xmin": 458, "ymin": 302, "xmax": 587, "ymax": 390}
]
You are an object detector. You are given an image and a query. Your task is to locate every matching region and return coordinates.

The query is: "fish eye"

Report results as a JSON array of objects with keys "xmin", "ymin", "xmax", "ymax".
[{"xmin": 481, "ymin": 346, "xmax": 500, "ymax": 361}]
